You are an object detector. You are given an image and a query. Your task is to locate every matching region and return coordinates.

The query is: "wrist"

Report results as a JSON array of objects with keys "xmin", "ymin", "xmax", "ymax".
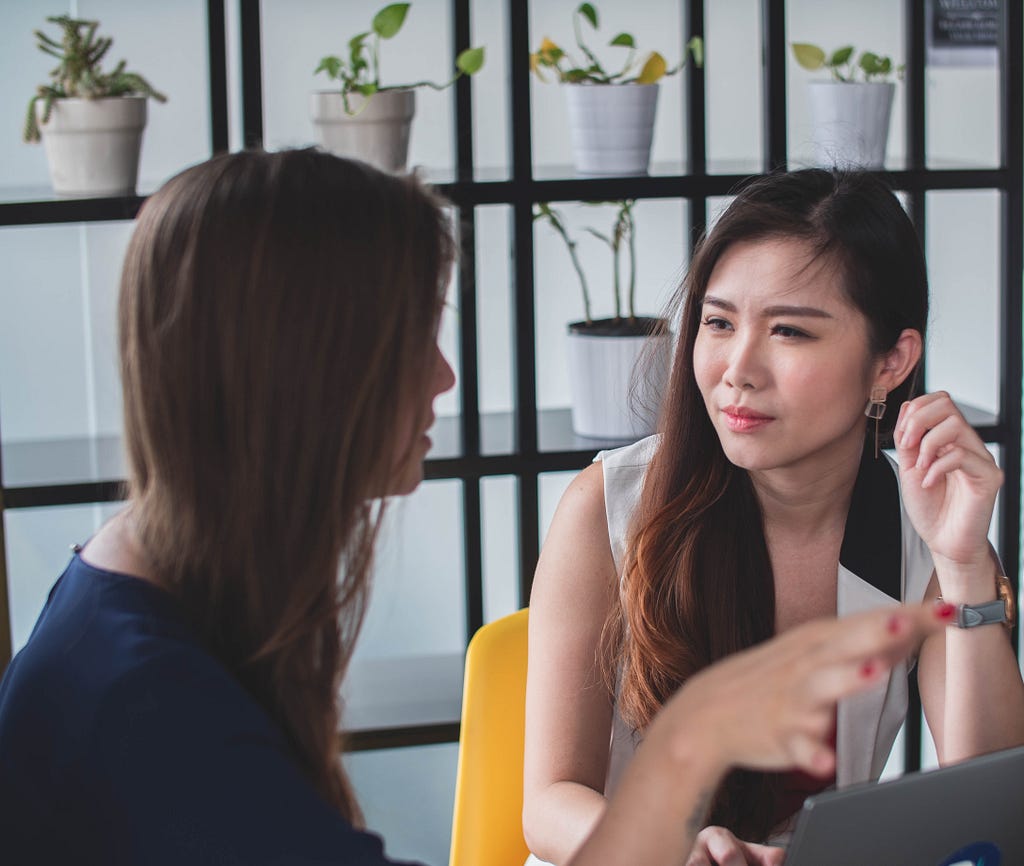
[
  {"xmin": 933, "ymin": 557, "xmax": 999, "ymax": 605},
  {"xmin": 646, "ymin": 699, "xmax": 729, "ymax": 790}
]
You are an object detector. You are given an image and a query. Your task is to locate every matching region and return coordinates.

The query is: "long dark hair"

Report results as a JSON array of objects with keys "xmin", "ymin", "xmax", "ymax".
[
  {"xmin": 601, "ymin": 169, "xmax": 929, "ymax": 840},
  {"xmin": 119, "ymin": 149, "xmax": 454, "ymax": 822}
]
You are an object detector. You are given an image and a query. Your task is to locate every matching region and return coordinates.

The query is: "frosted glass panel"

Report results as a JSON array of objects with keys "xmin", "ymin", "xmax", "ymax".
[
  {"xmin": 0, "ymin": 222, "xmax": 130, "ymax": 444},
  {"xmin": 481, "ymin": 475, "xmax": 519, "ymax": 620},
  {"xmin": 533, "ymin": 199, "xmax": 686, "ymax": 412},
  {"xmin": 471, "ymin": 0, "xmax": 511, "ymax": 178},
  {"xmin": 925, "ymin": 0, "xmax": 1000, "ymax": 173},
  {"xmin": 260, "ymin": 0, "xmax": 458, "ymax": 173},
  {"xmin": 924, "ymin": 190, "xmax": 1000, "ymax": 417},
  {"xmin": 927, "ymin": 67, "xmax": 999, "ymax": 168},
  {"xmin": 476, "ymin": 206, "xmax": 514, "ymax": 416},
  {"xmin": 346, "ymin": 742, "xmax": 458, "ymax": 865},
  {"xmin": 786, "ymin": 0, "xmax": 906, "ymax": 170},
  {"xmin": 355, "ymin": 479, "xmax": 466, "ymax": 661},
  {"xmin": 5, "ymin": 502, "xmax": 123, "ymax": 653},
  {"xmin": 706, "ymin": 0, "xmax": 763, "ymax": 172},
  {"xmin": 527, "ymin": 0, "xmax": 687, "ymax": 175}
]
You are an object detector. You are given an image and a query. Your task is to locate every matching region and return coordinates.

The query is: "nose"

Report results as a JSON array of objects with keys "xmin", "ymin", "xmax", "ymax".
[
  {"xmin": 722, "ymin": 331, "xmax": 764, "ymax": 391},
  {"xmin": 433, "ymin": 345, "xmax": 456, "ymax": 397}
]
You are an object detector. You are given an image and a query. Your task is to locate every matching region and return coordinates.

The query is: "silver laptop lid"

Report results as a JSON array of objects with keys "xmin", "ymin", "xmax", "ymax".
[{"xmin": 784, "ymin": 745, "xmax": 1024, "ymax": 866}]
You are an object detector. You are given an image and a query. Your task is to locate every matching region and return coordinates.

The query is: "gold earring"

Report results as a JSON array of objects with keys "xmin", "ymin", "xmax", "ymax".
[{"xmin": 864, "ymin": 386, "xmax": 887, "ymax": 459}]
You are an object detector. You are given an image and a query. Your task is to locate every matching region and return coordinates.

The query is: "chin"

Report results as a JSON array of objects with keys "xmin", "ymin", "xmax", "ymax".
[{"xmin": 387, "ymin": 468, "xmax": 425, "ymax": 497}]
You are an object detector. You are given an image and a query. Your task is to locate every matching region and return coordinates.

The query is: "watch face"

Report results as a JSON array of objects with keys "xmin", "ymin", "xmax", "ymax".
[{"xmin": 997, "ymin": 576, "xmax": 1016, "ymax": 627}]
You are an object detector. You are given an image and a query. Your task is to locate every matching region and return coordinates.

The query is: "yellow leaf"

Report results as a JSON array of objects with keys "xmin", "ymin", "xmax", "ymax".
[
  {"xmin": 791, "ymin": 42, "xmax": 826, "ymax": 71},
  {"xmin": 540, "ymin": 37, "xmax": 560, "ymax": 54},
  {"xmin": 636, "ymin": 51, "xmax": 666, "ymax": 84}
]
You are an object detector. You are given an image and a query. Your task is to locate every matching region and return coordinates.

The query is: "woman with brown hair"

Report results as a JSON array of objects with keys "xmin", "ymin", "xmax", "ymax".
[
  {"xmin": 523, "ymin": 169, "xmax": 1024, "ymax": 866},
  {"xmin": 0, "ymin": 152, "xmax": 950, "ymax": 865}
]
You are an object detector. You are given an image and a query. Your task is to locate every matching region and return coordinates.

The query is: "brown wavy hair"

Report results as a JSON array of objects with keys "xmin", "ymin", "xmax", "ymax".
[
  {"xmin": 119, "ymin": 149, "xmax": 454, "ymax": 823},
  {"xmin": 600, "ymin": 169, "xmax": 928, "ymax": 840}
]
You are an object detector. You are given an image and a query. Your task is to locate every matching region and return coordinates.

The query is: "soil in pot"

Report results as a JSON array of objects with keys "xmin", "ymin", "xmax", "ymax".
[{"xmin": 567, "ymin": 315, "xmax": 665, "ymax": 337}]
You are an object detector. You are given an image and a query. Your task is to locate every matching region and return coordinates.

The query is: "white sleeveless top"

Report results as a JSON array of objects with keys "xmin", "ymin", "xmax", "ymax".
[{"xmin": 525, "ymin": 435, "xmax": 934, "ymax": 864}]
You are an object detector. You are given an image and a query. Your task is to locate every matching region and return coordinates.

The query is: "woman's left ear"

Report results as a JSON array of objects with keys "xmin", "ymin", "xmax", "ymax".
[{"xmin": 875, "ymin": 328, "xmax": 923, "ymax": 391}]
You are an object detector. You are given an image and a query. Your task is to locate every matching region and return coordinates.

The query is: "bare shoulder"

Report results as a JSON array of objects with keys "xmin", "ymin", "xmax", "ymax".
[{"xmin": 531, "ymin": 461, "xmax": 617, "ymax": 606}]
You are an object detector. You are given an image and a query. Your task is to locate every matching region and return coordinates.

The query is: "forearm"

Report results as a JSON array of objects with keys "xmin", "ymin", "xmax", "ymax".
[
  {"xmin": 934, "ymin": 561, "xmax": 1024, "ymax": 762},
  {"xmin": 523, "ymin": 781, "xmax": 608, "ymax": 864},
  {"xmin": 567, "ymin": 725, "xmax": 724, "ymax": 866},
  {"xmin": 939, "ymin": 626, "xmax": 1024, "ymax": 762}
]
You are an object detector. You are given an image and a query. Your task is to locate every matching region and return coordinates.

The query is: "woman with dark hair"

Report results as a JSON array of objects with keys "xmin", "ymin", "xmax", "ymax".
[
  {"xmin": 523, "ymin": 169, "xmax": 1024, "ymax": 865},
  {"xmin": 0, "ymin": 153, "xmax": 950, "ymax": 865}
]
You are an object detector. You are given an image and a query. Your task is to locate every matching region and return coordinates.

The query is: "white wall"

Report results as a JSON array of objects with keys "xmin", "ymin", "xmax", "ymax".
[{"xmin": 0, "ymin": 0, "xmax": 1012, "ymax": 862}]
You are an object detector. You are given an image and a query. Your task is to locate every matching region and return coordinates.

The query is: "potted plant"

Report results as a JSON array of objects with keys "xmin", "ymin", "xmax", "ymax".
[
  {"xmin": 791, "ymin": 42, "xmax": 902, "ymax": 170},
  {"xmin": 311, "ymin": 2, "xmax": 484, "ymax": 173},
  {"xmin": 23, "ymin": 15, "xmax": 167, "ymax": 197},
  {"xmin": 531, "ymin": 3, "xmax": 702, "ymax": 176},
  {"xmin": 535, "ymin": 200, "xmax": 671, "ymax": 440}
]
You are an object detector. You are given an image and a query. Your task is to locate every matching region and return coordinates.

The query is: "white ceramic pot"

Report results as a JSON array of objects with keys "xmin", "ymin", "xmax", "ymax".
[
  {"xmin": 310, "ymin": 89, "xmax": 416, "ymax": 173},
  {"xmin": 563, "ymin": 83, "xmax": 659, "ymax": 176},
  {"xmin": 36, "ymin": 96, "xmax": 147, "ymax": 196},
  {"xmin": 566, "ymin": 320, "xmax": 671, "ymax": 440},
  {"xmin": 807, "ymin": 81, "xmax": 895, "ymax": 170}
]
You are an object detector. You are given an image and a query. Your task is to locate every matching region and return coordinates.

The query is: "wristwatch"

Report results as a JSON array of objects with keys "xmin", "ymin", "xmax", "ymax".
[{"xmin": 946, "ymin": 575, "xmax": 1016, "ymax": 630}]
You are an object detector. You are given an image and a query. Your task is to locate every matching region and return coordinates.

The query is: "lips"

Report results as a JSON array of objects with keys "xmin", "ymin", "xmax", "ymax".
[{"xmin": 722, "ymin": 405, "xmax": 774, "ymax": 433}]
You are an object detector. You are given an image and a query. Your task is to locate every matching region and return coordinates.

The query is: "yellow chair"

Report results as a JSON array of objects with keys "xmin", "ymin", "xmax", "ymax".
[{"xmin": 449, "ymin": 608, "xmax": 531, "ymax": 866}]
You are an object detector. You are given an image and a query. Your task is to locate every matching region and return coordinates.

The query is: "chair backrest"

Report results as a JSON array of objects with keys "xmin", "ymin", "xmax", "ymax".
[{"xmin": 449, "ymin": 608, "xmax": 530, "ymax": 866}]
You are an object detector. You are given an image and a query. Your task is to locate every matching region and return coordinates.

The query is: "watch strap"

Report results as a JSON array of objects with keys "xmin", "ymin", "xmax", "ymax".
[{"xmin": 954, "ymin": 599, "xmax": 1008, "ymax": 629}]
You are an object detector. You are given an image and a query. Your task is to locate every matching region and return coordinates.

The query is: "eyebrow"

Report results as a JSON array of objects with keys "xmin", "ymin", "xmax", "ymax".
[{"xmin": 702, "ymin": 296, "xmax": 834, "ymax": 319}]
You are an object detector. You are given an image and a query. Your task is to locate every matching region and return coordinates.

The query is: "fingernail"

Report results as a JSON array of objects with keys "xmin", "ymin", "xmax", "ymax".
[
  {"xmin": 887, "ymin": 613, "xmax": 907, "ymax": 634},
  {"xmin": 935, "ymin": 601, "xmax": 956, "ymax": 620},
  {"xmin": 860, "ymin": 660, "xmax": 877, "ymax": 678}
]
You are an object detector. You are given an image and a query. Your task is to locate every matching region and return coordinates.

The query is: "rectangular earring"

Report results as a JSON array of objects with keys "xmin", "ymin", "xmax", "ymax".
[{"xmin": 864, "ymin": 386, "xmax": 887, "ymax": 459}]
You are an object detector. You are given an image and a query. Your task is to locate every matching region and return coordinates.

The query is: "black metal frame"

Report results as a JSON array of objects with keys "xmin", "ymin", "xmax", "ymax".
[{"xmin": 0, "ymin": 1, "xmax": 1020, "ymax": 765}]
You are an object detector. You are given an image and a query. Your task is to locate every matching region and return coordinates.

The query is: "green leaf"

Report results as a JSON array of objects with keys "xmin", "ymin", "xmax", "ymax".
[
  {"xmin": 348, "ymin": 31, "xmax": 369, "ymax": 51},
  {"xmin": 456, "ymin": 46, "xmax": 485, "ymax": 75},
  {"xmin": 609, "ymin": 33, "xmax": 635, "ymax": 48},
  {"xmin": 356, "ymin": 82, "xmax": 378, "ymax": 96},
  {"xmin": 314, "ymin": 56, "xmax": 343, "ymax": 79},
  {"xmin": 859, "ymin": 51, "xmax": 883, "ymax": 76},
  {"xmin": 687, "ymin": 34, "xmax": 704, "ymax": 68},
  {"xmin": 372, "ymin": 3, "xmax": 409, "ymax": 39},
  {"xmin": 791, "ymin": 42, "xmax": 825, "ymax": 71},
  {"xmin": 577, "ymin": 3, "xmax": 598, "ymax": 29},
  {"xmin": 828, "ymin": 45, "xmax": 854, "ymax": 67}
]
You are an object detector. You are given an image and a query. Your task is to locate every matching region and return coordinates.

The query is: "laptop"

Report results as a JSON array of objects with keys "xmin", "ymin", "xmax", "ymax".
[{"xmin": 784, "ymin": 745, "xmax": 1024, "ymax": 865}]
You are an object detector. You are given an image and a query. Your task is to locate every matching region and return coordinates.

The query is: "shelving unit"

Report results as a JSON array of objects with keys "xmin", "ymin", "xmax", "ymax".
[{"xmin": 1, "ymin": 1, "xmax": 1020, "ymax": 770}]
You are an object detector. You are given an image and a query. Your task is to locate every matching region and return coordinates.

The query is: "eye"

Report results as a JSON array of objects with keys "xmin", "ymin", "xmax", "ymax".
[
  {"xmin": 772, "ymin": 324, "xmax": 810, "ymax": 339},
  {"xmin": 701, "ymin": 315, "xmax": 732, "ymax": 332}
]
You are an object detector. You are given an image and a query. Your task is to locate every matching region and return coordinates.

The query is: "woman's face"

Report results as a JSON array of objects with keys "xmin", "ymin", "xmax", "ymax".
[
  {"xmin": 389, "ymin": 340, "xmax": 456, "ymax": 496},
  {"xmin": 693, "ymin": 237, "xmax": 883, "ymax": 476}
]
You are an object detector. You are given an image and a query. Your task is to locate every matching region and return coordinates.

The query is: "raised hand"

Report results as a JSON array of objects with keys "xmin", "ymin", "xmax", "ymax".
[
  {"xmin": 568, "ymin": 604, "xmax": 950, "ymax": 866},
  {"xmin": 893, "ymin": 392, "xmax": 1003, "ymax": 582},
  {"xmin": 665, "ymin": 603, "xmax": 949, "ymax": 781}
]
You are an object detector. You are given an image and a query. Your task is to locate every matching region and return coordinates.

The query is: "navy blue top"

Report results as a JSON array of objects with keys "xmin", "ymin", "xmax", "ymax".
[{"xmin": 0, "ymin": 553, "xmax": 426, "ymax": 865}]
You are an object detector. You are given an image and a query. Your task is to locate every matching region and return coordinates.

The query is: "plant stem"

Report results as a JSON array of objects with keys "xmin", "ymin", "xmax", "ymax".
[
  {"xmin": 626, "ymin": 203, "xmax": 637, "ymax": 321},
  {"xmin": 568, "ymin": 236, "xmax": 593, "ymax": 325},
  {"xmin": 612, "ymin": 233, "xmax": 622, "ymax": 321}
]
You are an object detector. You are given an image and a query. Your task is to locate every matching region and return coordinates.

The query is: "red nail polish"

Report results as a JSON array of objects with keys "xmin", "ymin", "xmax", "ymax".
[
  {"xmin": 936, "ymin": 601, "xmax": 956, "ymax": 620},
  {"xmin": 860, "ymin": 660, "xmax": 877, "ymax": 678},
  {"xmin": 887, "ymin": 614, "xmax": 906, "ymax": 634}
]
